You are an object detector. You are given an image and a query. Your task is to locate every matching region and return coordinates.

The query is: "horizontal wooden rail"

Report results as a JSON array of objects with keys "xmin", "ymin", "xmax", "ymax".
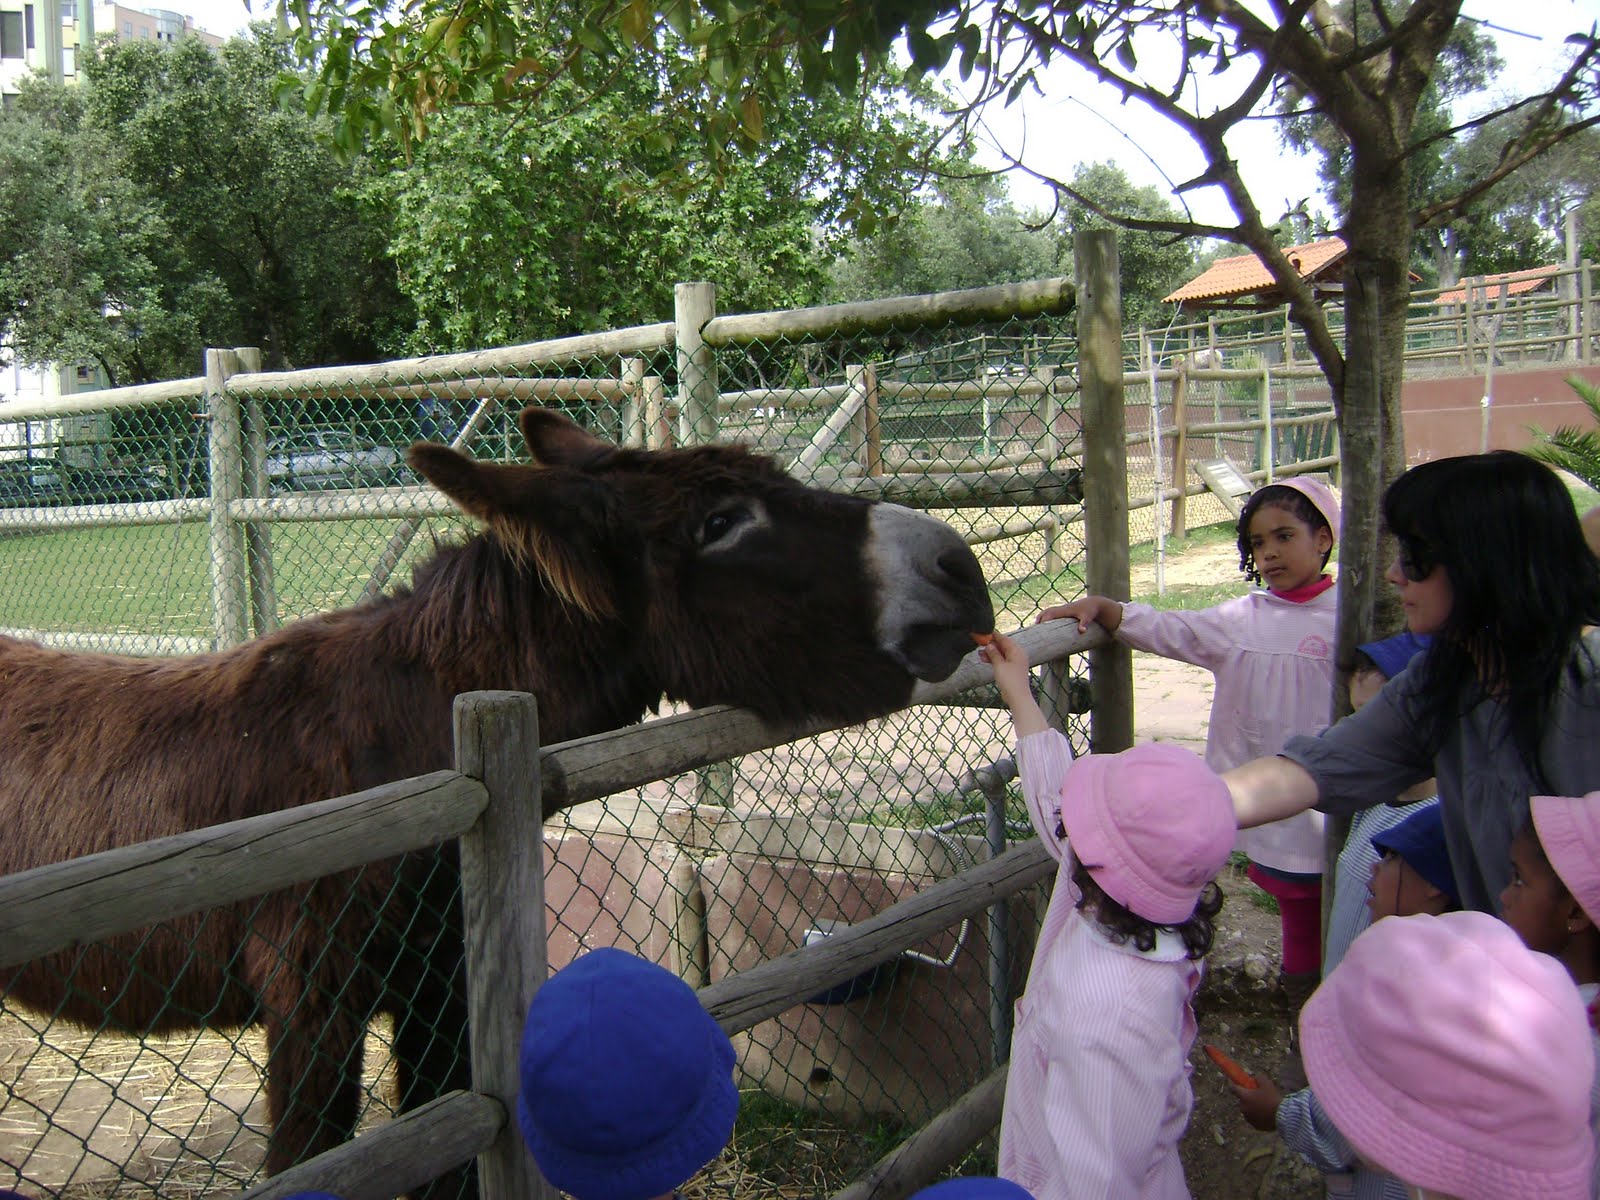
[
  {"xmin": 700, "ymin": 838, "xmax": 1054, "ymax": 1035},
  {"xmin": 0, "ymin": 771, "xmax": 483, "ymax": 969},
  {"xmin": 222, "ymin": 324, "xmax": 676, "ymax": 399},
  {"xmin": 702, "ymin": 279, "xmax": 1074, "ymax": 345},
  {"xmin": 539, "ymin": 620, "xmax": 1104, "ymax": 811},
  {"xmin": 830, "ymin": 1066, "xmax": 1010, "ymax": 1200},
  {"xmin": 0, "ymin": 627, "xmax": 212, "ymax": 655},
  {"xmin": 819, "ymin": 466, "xmax": 1083, "ymax": 509},
  {"xmin": 0, "ymin": 376, "xmax": 204, "ymax": 422},
  {"xmin": 233, "ymin": 1091, "xmax": 503, "ymax": 1200}
]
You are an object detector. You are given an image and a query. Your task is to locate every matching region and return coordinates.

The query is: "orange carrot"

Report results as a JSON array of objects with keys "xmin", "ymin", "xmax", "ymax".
[
  {"xmin": 971, "ymin": 632, "xmax": 995, "ymax": 646},
  {"xmin": 1203, "ymin": 1043, "xmax": 1259, "ymax": 1089}
]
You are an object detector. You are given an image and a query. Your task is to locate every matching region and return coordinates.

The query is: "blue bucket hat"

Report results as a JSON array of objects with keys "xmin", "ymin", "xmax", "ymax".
[
  {"xmin": 1355, "ymin": 631, "xmax": 1432, "ymax": 681},
  {"xmin": 912, "ymin": 1179, "xmax": 1036, "ymax": 1200},
  {"xmin": 1371, "ymin": 802, "xmax": 1459, "ymax": 907},
  {"xmin": 518, "ymin": 948, "xmax": 738, "ymax": 1200}
]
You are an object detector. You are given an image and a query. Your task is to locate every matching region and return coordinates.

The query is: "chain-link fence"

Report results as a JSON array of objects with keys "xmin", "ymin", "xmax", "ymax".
[{"xmin": 0, "ymin": 275, "xmax": 1109, "ymax": 1199}]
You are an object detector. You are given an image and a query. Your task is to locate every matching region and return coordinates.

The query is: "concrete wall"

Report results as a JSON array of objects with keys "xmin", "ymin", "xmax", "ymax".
[{"xmin": 1402, "ymin": 364, "xmax": 1600, "ymax": 463}]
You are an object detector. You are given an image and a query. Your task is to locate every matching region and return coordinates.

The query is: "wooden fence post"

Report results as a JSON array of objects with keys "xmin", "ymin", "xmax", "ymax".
[
  {"xmin": 205, "ymin": 348, "xmax": 250, "ymax": 650},
  {"xmin": 1075, "ymin": 229, "xmax": 1134, "ymax": 754},
  {"xmin": 675, "ymin": 282, "xmax": 719, "ymax": 445},
  {"xmin": 1583, "ymin": 260, "xmax": 1594, "ymax": 366},
  {"xmin": 454, "ymin": 691, "xmax": 558, "ymax": 1200},
  {"xmin": 621, "ymin": 356, "xmax": 647, "ymax": 447},
  {"xmin": 675, "ymin": 282, "xmax": 735, "ymax": 807},
  {"xmin": 233, "ymin": 346, "xmax": 279, "ymax": 637}
]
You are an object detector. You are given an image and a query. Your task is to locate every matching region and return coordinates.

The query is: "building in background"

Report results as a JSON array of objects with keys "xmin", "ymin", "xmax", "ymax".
[{"xmin": 0, "ymin": 1, "xmax": 222, "ymax": 452}]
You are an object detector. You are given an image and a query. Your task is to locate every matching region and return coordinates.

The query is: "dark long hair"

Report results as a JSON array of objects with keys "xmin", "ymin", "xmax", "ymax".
[
  {"xmin": 1383, "ymin": 452, "xmax": 1600, "ymax": 783},
  {"xmin": 1236, "ymin": 484, "xmax": 1334, "ymax": 585},
  {"xmin": 1071, "ymin": 860, "xmax": 1224, "ymax": 961}
]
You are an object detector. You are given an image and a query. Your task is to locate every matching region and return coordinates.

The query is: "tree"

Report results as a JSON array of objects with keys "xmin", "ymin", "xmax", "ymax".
[
  {"xmin": 1052, "ymin": 162, "xmax": 1199, "ymax": 332},
  {"xmin": 281, "ymin": 0, "xmax": 1598, "ymax": 650},
  {"xmin": 825, "ymin": 175, "xmax": 1058, "ymax": 303},
  {"xmin": 0, "ymin": 31, "xmax": 409, "ymax": 384},
  {"xmin": 383, "ymin": 54, "xmax": 947, "ymax": 351},
  {"xmin": 1527, "ymin": 375, "xmax": 1600, "ymax": 491}
]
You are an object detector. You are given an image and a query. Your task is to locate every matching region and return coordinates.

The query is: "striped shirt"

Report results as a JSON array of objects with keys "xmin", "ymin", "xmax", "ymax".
[
  {"xmin": 1273, "ymin": 798, "xmax": 1434, "ymax": 1200},
  {"xmin": 998, "ymin": 729, "xmax": 1200, "ymax": 1200}
]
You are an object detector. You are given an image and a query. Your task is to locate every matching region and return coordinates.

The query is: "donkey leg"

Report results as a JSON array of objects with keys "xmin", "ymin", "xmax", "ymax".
[
  {"xmin": 254, "ymin": 911, "xmax": 371, "ymax": 1176},
  {"xmin": 391, "ymin": 940, "xmax": 474, "ymax": 1200}
]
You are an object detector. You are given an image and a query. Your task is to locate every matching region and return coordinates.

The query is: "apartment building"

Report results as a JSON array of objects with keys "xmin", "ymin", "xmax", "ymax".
[
  {"xmin": 0, "ymin": 0, "xmax": 225, "ymax": 441},
  {"xmin": 1, "ymin": 0, "xmax": 222, "ymax": 107}
]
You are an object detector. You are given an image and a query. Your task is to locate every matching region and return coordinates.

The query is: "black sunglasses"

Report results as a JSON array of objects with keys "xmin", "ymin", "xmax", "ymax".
[{"xmin": 1397, "ymin": 539, "xmax": 1436, "ymax": 583}]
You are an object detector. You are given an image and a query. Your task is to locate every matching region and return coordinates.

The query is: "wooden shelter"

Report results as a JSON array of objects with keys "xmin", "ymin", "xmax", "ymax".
[{"xmin": 1163, "ymin": 236, "xmax": 1349, "ymax": 313}]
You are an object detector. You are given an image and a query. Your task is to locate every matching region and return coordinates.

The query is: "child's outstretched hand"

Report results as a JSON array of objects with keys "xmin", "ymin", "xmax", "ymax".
[
  {"xmin": 980, "ymin": 631, "xmax": 1030, "ymax": 701},
  {"xmin": 1230, "ymin": 1073, "xmax": 1284, "ymax": 1132},
  {"xmin": 1037, "ymin": 595, "xmax": 1124, "ymax": 634}
]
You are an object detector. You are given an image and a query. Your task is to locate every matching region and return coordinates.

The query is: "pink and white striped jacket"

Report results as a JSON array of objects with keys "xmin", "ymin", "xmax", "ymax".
[
  {"xmin": 1117, "ymin": 587, "xmax": 1336, "ymax": 875},
  {"xmin": 998, "ymin": 729, "xmax": 1202, "ymax": 1200}
]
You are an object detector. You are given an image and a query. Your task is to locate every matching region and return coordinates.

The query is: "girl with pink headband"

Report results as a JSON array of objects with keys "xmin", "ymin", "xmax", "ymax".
[
  {"xmin": 982, "ymin": 632, "xmax": 1236, "ymax": 1199},
  {"xmin": 1040, "ymin": 475, "xmax": 1340, "ymax": 1048}
]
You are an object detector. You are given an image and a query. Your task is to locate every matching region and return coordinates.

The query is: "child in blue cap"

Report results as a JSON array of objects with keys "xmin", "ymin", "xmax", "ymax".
[
  {"xmin": 1229, "ymin": 797, "xmax": 1459, "ymax": 1199},
  {"xmin": 517, "ymin": 948, "xmax": 739, "ymax": 1200}
]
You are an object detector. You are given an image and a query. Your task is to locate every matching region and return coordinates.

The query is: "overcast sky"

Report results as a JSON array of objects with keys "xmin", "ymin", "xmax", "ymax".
[{"xmin": 180, "ymin": 0, "xmax": 1593, "ymax": 235}]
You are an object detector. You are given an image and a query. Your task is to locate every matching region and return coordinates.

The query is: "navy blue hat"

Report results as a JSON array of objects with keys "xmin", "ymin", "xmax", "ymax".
[
  {"xmin": 912, "ymin": 1179, "xmax": 1036, "ymax": 1200},
  {"xmin": 1372, "ymin": 802, "xmax": 1459, "ymax": 906},
  {"xmin": 518, "ymin": 948, "xmax": 738, "ymax": 1200},
  {"xmin": 1355, "ymin": 631, "xmax": 1432, "ymax": 681}
]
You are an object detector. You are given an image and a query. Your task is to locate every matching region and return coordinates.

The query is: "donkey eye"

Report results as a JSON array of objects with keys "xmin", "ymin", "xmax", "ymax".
[{"xmin": 701, "ymin": 509, "xmax": 740, "ymax": 544}]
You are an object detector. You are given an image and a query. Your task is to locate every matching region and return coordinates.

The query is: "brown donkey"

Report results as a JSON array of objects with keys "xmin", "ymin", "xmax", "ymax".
[{"xmin": 0, "ymin": 406, "xmax": 994, "ymax": 1188}]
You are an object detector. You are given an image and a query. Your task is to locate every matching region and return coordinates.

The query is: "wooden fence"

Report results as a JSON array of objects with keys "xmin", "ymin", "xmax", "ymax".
[{"xmin": 0, "ymin": 620, "xmax": 1107, "ymax": 1200}]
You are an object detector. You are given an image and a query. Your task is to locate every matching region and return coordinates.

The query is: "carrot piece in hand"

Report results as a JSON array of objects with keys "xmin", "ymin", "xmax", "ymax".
[
  {"xmin": 1203, "ymin": 1043, "xmax": 1259, "ymax": 1089},
  {"xmin": 971, "ymin": 632, "xmax": 995, "ymax": 646}
]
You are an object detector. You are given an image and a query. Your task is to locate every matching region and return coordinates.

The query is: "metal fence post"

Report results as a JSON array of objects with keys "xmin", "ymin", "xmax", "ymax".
[
  {"xmin": 454, "ymin": 690, "xmax": 558, "ymax": 1200},
  {"xmin": 1075, "ymin": 230, "xmax": 1134, "ymax": 754},
  {"xmin": 205, "ymin": 348, "xmax": 250, "ymax": 650}
]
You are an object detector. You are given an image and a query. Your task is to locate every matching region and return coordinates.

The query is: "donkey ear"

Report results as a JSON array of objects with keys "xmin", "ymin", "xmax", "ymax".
[
  {"xmin": 406, "ymin": 441, "xmax": 623, "ymax": 620},
  {"xmin": 406, "ymin": 442, "xmax": 513, "ymax": 524},
  {"xmin": 520, "ymin": 407, "xmax": 611, "ymax": 467}
]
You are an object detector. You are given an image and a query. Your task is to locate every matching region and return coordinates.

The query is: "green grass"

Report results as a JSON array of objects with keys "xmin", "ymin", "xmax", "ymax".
[{"xmin": 0, "ymin": 518, "xmax": 455, "ymax": 635}]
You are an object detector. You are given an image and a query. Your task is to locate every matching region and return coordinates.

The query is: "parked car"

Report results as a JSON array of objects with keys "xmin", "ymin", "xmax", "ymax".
[
  {"xmin": 265, "ymin": 429, "xmax": 404, "ymax": 491},
  {"xmin": 0, "ymin": 458, "xmax": 168, "ymax": 508}
]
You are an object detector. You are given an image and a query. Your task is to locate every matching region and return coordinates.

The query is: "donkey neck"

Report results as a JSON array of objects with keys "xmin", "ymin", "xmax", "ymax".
[{"xmin": 366, "ymin": 534, "xmax": 663, "ymax": 743}]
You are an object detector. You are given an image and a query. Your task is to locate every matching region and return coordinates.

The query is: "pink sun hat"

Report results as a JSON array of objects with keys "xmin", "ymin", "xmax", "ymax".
[
  {"xmin": 1300, "ymin": 910, "xmax": 1593, "ymax": 1200},
  {"xmin": 1058, "ymin": 742, "xmax": 1235, "ymax": 925},
  {"xmin": 1531, "ymin": 792, "xmax": 1600, "ymax": 924},
  {"xmin": 1256, "ymin": 475, "xmax": 1341, "ymax": 540}
]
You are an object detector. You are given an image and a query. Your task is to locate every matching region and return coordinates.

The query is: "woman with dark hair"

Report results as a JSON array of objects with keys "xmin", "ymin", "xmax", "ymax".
[{"xmin": 1227, "ymin": 451, "xmax": 1600, "ymax": 915}]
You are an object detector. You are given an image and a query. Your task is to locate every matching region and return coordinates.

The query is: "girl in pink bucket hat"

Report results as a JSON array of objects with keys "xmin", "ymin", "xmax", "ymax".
[
  {"xmin": 981, "ymin": 632, "xmax": 1236, "ymax": 1199},
  {"xmin": 1502, "ymin": 793, "xmax": 1600, "ymax": 1196},
  {"xmin": 1300, "ymin": 910, "xmax": 1594, "ymax": 1199},
  {"xmin": 1039, "ymin": 474, "xmax": 1340, "ymax": 1040}
]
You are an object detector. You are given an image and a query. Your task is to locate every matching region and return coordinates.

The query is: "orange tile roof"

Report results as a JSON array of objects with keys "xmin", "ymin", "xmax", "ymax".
[
  {"xmin": 1163, "ymin": 236, "xmax": 1348, "ymax": 306},
  {"xmin": 1434, "ymin": 265, "xmax": 1560, "ymax": 305}
]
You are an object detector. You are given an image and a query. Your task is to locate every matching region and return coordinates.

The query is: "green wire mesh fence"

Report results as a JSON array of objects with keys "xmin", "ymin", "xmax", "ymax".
[{"xmin": 0, "ymin": 277, "xmax": 1119, "ymax": 1199}]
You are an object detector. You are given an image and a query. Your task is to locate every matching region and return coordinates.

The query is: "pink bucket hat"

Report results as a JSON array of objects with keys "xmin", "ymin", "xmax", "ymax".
[
  {"xmin": 1300, "ymin": 910, "xmax": 1594, "ymax": 1199},
  {"xmin": 1255, "ymin": 475, "xmax": 1341, "ymax": 539},
  {"xmin": 1531, "ymin": 793, "xmax": 1600, "ymax": 925},
  {"xmin": 1058, "ymin": 743, "xmax": 1235, "ymax": 925}
]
